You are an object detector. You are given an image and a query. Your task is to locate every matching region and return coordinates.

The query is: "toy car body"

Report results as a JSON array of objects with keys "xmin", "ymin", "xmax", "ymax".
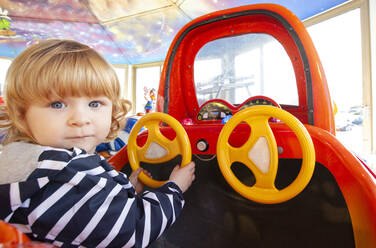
[{"xmin": 111, "ymin": 4, "xmax": 376, "ymax": 247}]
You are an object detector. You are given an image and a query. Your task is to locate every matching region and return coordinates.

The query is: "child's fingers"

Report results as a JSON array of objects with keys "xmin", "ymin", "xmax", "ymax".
[
  {"xmin": 172, "ymin": 165, "xmax": 180, "ymax": 172},
  {"xmin": 186, "ymin": 161, "xmax": 195, "ymax": 169},
  {"xmin": 184, "ymin": 162, "xmax": 195, "ymax": 172},
  {"xmin": 141, "ymin": 168, "xmax": 153, "ymax": 178},
  {"xmin": 134, "ymin": 168, "xmax": 142, "ymax": 176}
]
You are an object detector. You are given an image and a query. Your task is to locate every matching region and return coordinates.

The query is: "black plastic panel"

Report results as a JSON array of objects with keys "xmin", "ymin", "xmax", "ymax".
[{"xmin": 122, "ymin": 158, "xmax": 354, "ymax": 248}]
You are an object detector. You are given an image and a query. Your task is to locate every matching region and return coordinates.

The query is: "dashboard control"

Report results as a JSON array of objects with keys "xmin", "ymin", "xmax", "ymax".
[
  {"xmin": 197, "ymin": 101, "xmax": 232, "ymax": 121},
  {"xmin": 196, "ymin": 96, "xmax": 280, "ymax": 123},
  {"xmin": 196, "ymin": 139, "xmax": 209, "ymax": 152}
]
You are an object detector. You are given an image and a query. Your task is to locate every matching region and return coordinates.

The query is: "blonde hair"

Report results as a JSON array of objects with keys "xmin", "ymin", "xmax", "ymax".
[{"xmin": 0, "ymin": 39, "xmax": 131, "ymax": 145}]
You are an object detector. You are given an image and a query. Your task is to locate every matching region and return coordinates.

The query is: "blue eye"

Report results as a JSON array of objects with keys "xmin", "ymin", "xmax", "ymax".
[
  {"xmin": 89, "ymin": 101, "xmax": 101, "ymax": 108},
  {"xmin": 50, "ymin": 102, "xmax": 65, "ymax": 109}
]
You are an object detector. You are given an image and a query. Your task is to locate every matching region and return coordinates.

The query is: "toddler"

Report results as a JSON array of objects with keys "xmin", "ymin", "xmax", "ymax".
[{"xmin": 0, "ymin": 39, "xmax": 195, "ymax": 247}]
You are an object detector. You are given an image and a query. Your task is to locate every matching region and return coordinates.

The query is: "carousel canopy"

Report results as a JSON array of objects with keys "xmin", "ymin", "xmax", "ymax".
[{"xmin": 0, "ymin": 0, "xmax": 349, "ymax": 64}]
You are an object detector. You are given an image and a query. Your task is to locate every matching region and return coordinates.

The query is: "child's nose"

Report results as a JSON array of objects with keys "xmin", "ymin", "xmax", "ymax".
[{"xmin": 67, "ymin": 108, "xmax": 91, "ymax": 126}]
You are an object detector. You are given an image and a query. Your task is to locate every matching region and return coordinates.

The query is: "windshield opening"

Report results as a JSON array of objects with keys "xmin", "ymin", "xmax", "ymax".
[{"xmin": 194, "ymin": 33, "xmax": 298, "ymax": 106}]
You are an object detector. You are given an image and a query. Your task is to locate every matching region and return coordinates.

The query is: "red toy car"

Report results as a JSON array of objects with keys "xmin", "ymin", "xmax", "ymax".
[{"xmin": 110, "ymin": 4, "xmax": 376, "ymax": 247}]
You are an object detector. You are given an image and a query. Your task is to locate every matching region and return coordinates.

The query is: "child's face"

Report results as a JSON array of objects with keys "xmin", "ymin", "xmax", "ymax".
[{"xmin": 24, "ymin": 96, "xmax": 113, "ymax": 154}]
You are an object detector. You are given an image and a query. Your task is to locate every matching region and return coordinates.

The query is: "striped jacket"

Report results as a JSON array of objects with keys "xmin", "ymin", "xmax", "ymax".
[{"xmin": 0, "ymin": 142, "xmax": 184, "ymax": 247}]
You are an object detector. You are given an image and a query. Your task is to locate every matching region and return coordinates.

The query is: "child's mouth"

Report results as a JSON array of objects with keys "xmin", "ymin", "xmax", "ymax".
[{"xmin": 67, "ymin": 135, "xmax": 93, "ymax": 139}]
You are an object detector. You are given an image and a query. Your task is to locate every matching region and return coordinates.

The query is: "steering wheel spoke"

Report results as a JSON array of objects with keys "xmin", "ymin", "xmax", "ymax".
[
  {"xmin": 227, "ymin": 143, "xmax": 248, "ymax": 163},
  {"xmin": 253, "ymin": 171, "xmax": 278, "ymax": 189},
  {"xmin": 244, "ymin": 115, "xmax": 270, "ymax": 135},
  {"xmin": 144, "ymin": 121, "xmax": 171, "ymax": 145}
]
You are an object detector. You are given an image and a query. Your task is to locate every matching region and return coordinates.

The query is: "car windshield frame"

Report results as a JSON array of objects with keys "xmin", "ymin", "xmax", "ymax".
[{"xmin": 160, "ymin": 7, "xmax": 317, "ymax": 127}]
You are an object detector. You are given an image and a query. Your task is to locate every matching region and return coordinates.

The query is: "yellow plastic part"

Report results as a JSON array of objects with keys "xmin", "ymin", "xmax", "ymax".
[
  {"xmin": 333, "ymin": 101, "xmax": 338, "ymax": 115},
  {"xmin": 127, "ymin": 112, "xmax": 192, "ymax": 188},
  {"xmin": 217, "ymin": 106, "xmax": 315, "ymax": 204}
]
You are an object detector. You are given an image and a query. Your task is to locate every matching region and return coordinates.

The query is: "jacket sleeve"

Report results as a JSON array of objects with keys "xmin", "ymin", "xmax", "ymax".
[{"xmin": 12, "ymin": 149, "xmax": 185, "ymax": 248}]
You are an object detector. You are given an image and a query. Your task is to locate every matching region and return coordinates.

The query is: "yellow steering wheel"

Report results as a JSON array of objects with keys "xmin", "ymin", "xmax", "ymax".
[
  {"xmin": 127, "ymin": 112, "xmax": 192, "ymax": 188},
  {"xmin": 217, "ymin": 105, "xmax": 315, "ymax": 204}
]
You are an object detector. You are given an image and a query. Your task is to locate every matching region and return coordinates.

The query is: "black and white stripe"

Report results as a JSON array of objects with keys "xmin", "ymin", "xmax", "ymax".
[{"xmin": 0, "ymin": 147, "xmax": 184, "ymax": 247}]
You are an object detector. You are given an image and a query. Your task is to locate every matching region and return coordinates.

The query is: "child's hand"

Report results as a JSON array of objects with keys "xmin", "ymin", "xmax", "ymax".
[
  {"xmin": 129, "ymin": 168, "xmax": 152, "ymax": 194},
  {"xmin": 169, "ymin": 162, "xmax": 196, "ymax": 193}
]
